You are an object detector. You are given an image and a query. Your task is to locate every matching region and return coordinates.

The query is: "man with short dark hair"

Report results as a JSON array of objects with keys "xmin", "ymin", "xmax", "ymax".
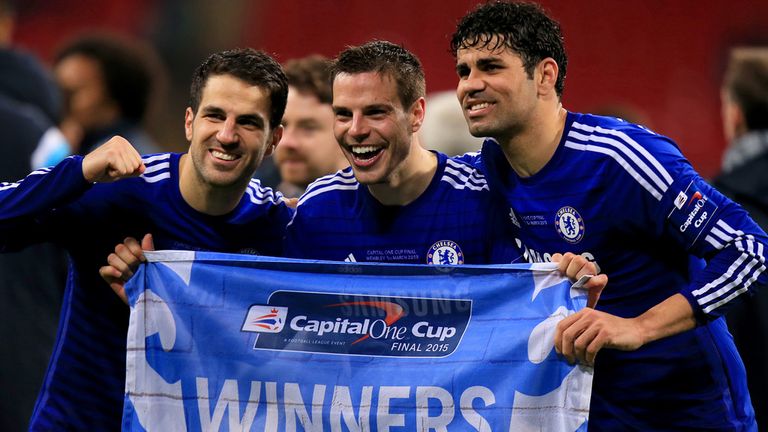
[
  {"xmin": 0, "ymin": 48, "xmax": 292, "ymax": 430},
  {"xmin": 274, "ymin": 55, "xmax": 348, "ymax": 197},
  {"xmin": 284, "ymin": 40, "xmax": 516, "ymax": 265},
  {"xmin": 451, "ymin": 2, "xmax": 767, "ymax": 429}
]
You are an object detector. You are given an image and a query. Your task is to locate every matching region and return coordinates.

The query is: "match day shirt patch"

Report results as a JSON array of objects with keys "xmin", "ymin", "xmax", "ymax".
[{"xmin": 667, "ymin": 180, "xmax": 719, "ymax": 244}]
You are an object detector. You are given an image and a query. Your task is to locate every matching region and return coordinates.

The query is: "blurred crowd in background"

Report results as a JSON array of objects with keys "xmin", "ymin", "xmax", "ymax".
[
  {"xmin": 1, "ymin": 0, "xmax": 767, "ymax": 429},
  {"xmin": 6, "ymin": 0, "xmax": 768, "ymax": 174}
]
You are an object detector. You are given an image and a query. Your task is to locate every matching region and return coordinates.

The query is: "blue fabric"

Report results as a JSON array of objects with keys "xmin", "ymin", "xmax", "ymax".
[
  {"xmin": 285, "ymin": 152, "xmax": 520, "ymax": 265},
  {"xmin": 473, "ymin": 112, "xmax": 763, "ymax": 430},
  {"xmin": 0, "ymin": 154, "xmax": 293, "ymax": 430},
  {"xmin": 123, "ymin": 251, "xmax": 592, "ymax": 431}
]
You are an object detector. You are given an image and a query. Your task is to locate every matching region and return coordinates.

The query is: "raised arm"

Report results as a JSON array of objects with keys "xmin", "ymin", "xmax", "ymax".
[
  {"xmin": 0, "ymin": 136, "xmax": 144, "ymax": 219},
  {"xmin": 0, "ymin": 136, "xmax": 146, "ymax": 250}
]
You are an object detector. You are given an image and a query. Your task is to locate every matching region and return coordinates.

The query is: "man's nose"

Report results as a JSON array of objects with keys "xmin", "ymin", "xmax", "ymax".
[{"xmin": 216, "ymin": 117, "xmax": 238, "ymax": 144}]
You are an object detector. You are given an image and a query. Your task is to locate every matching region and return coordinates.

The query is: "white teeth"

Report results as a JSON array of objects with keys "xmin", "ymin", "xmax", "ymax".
[
  {"xmin": 351, "ymin": 146, "xmax": 380, "ymax": 154},
  {"xmin": 212, "ymin": 150, "xmax": 237, "ymax": 161},
  {"xmin": 470, "ymin": 102, "xmax": 490, "ymax": 111}
]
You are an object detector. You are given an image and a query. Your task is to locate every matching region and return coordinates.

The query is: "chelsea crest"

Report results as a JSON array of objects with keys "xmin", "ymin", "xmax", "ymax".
[
  {"xmin": 555, "ymin": 206, "xmax": 585, "ymax": 243},
  {"xmin": 427, "ymin": 240, "xmax": 464, "ymax": 265}
]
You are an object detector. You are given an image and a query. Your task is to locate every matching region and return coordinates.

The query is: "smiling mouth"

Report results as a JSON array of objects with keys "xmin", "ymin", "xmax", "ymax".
[
  {"xmin": 211, "ymin": 149, "xmax": 240, "ymax": 161},
  {"xmin": 349, "ymin": 145, "xmax": 384, "ymax": 161},
  {"xmin": 467, "ymin": 101, "xmax": 493, "ymax": 115}
]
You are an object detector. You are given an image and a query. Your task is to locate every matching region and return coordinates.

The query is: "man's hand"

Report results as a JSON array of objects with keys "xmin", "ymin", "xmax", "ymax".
[
  {"xmin": 554, "ymin": 308, "xmax": 645, "ymax": 366},
  {"xmin": 551, "ymin": 252, "xmax": 607, "ymax": 308},
  {"xmin": 82, "ymin": 136, "xmax": 145, "ymax": 183},
  {"xmin": 554, "ymin": 294, "xmax": 695, "ymax": 366},
  {"xmin": 284, "ymin": 197, "xmax": 299, "ymax": 208},
  {"xmin": 99, "ymin": 233, "xmax": 155, "ymax": 304}
]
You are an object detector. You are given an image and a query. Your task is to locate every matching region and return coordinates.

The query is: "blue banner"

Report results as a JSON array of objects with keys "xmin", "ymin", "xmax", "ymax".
[{"xmin": 124, "ymin": 251, "xmax": 593, "ymax": 432}]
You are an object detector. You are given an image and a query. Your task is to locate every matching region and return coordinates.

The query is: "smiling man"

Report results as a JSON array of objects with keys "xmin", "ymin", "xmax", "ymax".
[
  {"xmin": 451, "ymin": 2, "xmax": 768, "ymax": 430},
  {"xmin": 0, "ymin": 48, "xmax": 293, "ymax": 430},
  {"xmin": 283, "ymin": 41, "xmax": 516, "ymax": 264}
]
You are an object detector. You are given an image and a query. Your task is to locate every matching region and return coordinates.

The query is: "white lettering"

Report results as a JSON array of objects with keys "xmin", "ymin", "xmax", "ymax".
[
  {"xmin": 680, "ymin": 197, "xmax": 707, "ymax": 232},
  {"xmin": 330, "ymin": 386, "xmax": 372, "ymax": 432},
  {"xmin": 377, "ymin": 386, "xmax": 410, "ymax": 431},
  {"xmin": 368, "ymin": 319, "xmax": 389, "ymax": 339},
  {"xmin": 196, "ymin": 378, "xmax": 261, "ymax": 432},
  {"xmin": 318, "ymin": 320, "xmax": 335, "ymax": 336},
  {"xmin": 694, "ymin": 211, "xmax": 708, "ymax": 228},
  {"xmin": 412, "ymin": 321, "xmax": 457, "ymax": 341},
  {"xmin": 187, "ymin": 380, "xmax": 502, "ymax": 430},
  {"xmin": 416, "ymin": 386, "xmax": 455, "ymax": 432},
  {"xmin": 265, "ymin": 382, "xmax": 278, "ymax": 432},
  {"xmin": 290, "ymin": 316, "xmax": 372, "ymax": 337},
  {"xmin": 460, "ymin": 386, "xmax": 495, "ymax": 432},
  {"xmin": 284, "ymin": 383, "xmax": 325, "ymax": 432}
]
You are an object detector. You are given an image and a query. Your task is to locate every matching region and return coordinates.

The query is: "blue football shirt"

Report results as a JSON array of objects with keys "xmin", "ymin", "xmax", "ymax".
[
  {"xmin": 0, "ymin": 153, "xmax": 293, "ymax": 430},
  {"xmin": 285, "ymin": 151, "xmax": 518, "ymax": 265},
  {"xmin": 474, "ymin": 111, "xmax": 766, "ymax": 430}
]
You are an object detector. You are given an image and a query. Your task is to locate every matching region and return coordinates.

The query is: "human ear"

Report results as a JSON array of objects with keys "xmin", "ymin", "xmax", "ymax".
[
  {"xmin": 410, "ymin": 97, "xmax": 426, "ymax": 133},
  {"xmin": 265, "ymin": 125, "xmax": 283, "ymax": 157},
  {"xmin": 184, "ymin": 108, "xmax": 195, "ymax": 141},
  {"xmin": 536, "ymin": 58, "xmax": 559, "ymax": 96}
]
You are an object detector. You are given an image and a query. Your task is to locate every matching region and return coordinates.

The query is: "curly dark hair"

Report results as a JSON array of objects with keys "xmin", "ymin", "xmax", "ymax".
[
  {"xmin": 54, "ymin": 33, "xmax": 162, "ymax": 123},
  {"xmin": 189, "ymin": 48, "xmax": 288, "ymax": 130},
  {"xmin": 284, "ymin": 55, "xmax": 333, "ymax": 104},
  {"xmin": 451, "ymin": 1, "xmax": 568, "ymax": 97},
  {"xmin": 331, "ymin": 40, "xmax": 425, "ymax": 108}
]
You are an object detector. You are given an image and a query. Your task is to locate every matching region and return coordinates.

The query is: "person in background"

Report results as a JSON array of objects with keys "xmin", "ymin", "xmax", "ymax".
[
  {"xmin": 53, "ymin": 32, "xmax": 165, "ymax": 155},
  {"xmin": 0, "ymin": 0, "xmax": 69, "ymax": 169},
  {"xmin": 713, "ymin": 46, "xmax": 768, "ymax": 428},
  {"xmin": 273, "ymin": 55, "xmax": 348, "ymax": 197},
  {"xmin": 0, "ymin": 1, "xmax": 69, "ymax": 429}
]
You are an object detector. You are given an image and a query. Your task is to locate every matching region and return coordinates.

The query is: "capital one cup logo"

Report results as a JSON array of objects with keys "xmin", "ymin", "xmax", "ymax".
[
  {"xmin": 241, "ymin": 291, "xmax": 472, "ymax": 358},
  {"xmin": 242, "ymin": 306, "xmax": 288, "ymax": 333}
]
